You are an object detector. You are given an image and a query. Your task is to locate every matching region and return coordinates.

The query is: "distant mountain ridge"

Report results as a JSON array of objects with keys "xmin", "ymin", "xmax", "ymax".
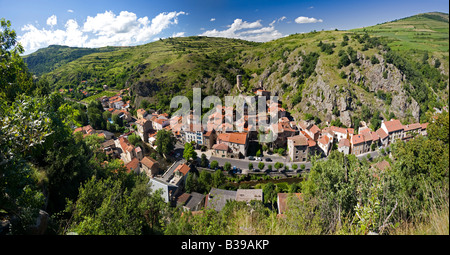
[{"xmin": 23, "ymin": 45, "xmax": 122, "ymax": 76}]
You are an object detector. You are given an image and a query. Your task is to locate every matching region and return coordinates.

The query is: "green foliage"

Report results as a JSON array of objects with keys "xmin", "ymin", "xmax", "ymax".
[
  {"xmin": 1, "ymin": 18, "xmax": 33, "ymax": 102},
  {"xmin": 200, "ymin": 153, "xmax": 208, "ymax": 167},
  {"xmin": 212, "ymin": 170, "xmax": 225, "ymax": 188},
  {"xmin": 370, "ymin": 55, "xmax": 380, "ymax": 65},
  {"xmin": 64, "ymin": 175, "xmax": 168, "ymax": 234},
  {"xmin": 183, "ymin": 142, "xmax": 197, "ymax": 161},
  {"xmin": 210, "ymin": 160, "xmax": 219, "ymax": 169},
  {"xmin": 127, "ymin": 132, "xmax": 141, "ymax": 146},
  {"xmin": 263, "ymin": 182, "xmax": 277, "ymax": 205},
  {"xmin": 155, "ymin": 129, "xmax": 175, "ymax": 157},
  {"xmin": 223, "ymin": 162, "xmax": 231, "ymax": 172},
  {"xmin": 427, "ymin": 111, "xmax": 449, "ymax": 144},
  {"xmin": 274, "ymin": 162, "xmax": 284, "ymax": 171},
  {"xmin": 258, "ymin": 162, "xmax": 265, "ymax": 170},
  {"xmin": 317, "ymin": 41, "xmax": 336, "ymax": 55}
]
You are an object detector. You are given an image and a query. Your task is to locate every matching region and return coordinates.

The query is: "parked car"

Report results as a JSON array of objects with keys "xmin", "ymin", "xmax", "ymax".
[
  {"xmin": 248, "ymin": 156, "xmax": 255, "ymax": 160},
  {"xmin": 265, "ymin": 158, "xmax": 272, "ymax": 162}
]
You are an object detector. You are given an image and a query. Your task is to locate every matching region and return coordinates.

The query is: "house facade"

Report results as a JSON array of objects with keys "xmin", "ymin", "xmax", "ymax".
[
  {"xmin": 338, "ymin": 138, "xmax": 350, "ymax": 155},
  {"xmin": 135, "ymin": 118, "xmax": 152, "ymax": 143},
  {"xmin": 140, "ymin": 156, "xmax": 159, "ymax": 177},
  {"xmin": 381, "ymin": 119, "xmax": 404, "ymax": 144},
  {"xmin": 216, "ymin": 132, "xmax": 248, "ymax": 158},
  {"xmin": 287, "ymin": 134, "xmax": 309, "ymax": 162}
]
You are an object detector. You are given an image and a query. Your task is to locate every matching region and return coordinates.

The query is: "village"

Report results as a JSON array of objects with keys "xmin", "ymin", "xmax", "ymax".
[{"xmin": 69, "ymin": 76, "xmax": 430, "ymax": 216}]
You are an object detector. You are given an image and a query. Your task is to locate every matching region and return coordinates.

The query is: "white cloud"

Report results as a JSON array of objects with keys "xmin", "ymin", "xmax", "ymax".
[
  {"xmin": 67, "ymin": 9, "xmax": 74, "ymax": 13},
  {"xmin": 200, "ymin": 18, "xmax": 283, "ymax": 42},
  {"xmin": 270, "ymin": 16, "xmax": 287, "ymax": 26},
  {"xmin": 19, "ymin": 10, "xmax": 186, "ymax": 54},
  {"xmin": 172, "ymin": 32, "xmax": 185, "ymax": 38},
  {"xmin": 46, "ymin": 15, "xmax": 57, "ymax": 27},
  {"xmin": 210, "ymin": 18, "xmax": 215, "ymax": 22},
  {"xmin": 295, "ymin": 16, "xmax": 323, "ymax": 24},
  {"xmin": 308, "ymin": 6, "xmax": 314, "ymax": 9}
]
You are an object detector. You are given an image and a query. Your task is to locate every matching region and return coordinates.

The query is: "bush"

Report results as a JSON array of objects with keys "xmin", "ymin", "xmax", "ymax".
[{"xmin": 371, "ymin": 55, "xmax": 380, "ymax": 65}]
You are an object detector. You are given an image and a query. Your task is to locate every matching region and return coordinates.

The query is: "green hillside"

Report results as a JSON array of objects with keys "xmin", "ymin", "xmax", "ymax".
[
  {"xmin": 352, "ymin": 12, "xmax": 449, "ymax": 57},
  {"xmin": 23, "ymin": 45, "xmax": 122, "ymax": 76},
  {"xmin": 26, "ymin": 12, "xmax": 449, "ymax": 125}
]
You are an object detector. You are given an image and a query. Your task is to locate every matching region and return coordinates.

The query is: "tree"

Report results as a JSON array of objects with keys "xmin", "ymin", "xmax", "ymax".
[
  {"xmin": 274, "ymin": 162, "xmax": 284, "ymax": 171},
  {"xmin": 185, "ymin": 172, "xmax": 199, "ymax": 193},
  {"xmin": 128, "ymin": 132, "xmax": 141, "ymax": 146},
  {"xmin": 183, "ymin": 142, "xmax": 198, "ymax": 162},
  {"xmin": 289, "ymin": 183, "xmax": 301, "ymax": 193},
  {"xmin": 223, "ymin": 162, "xmax": 231, "ymax": 172},
  {"xmin": 258, "ymin": 162, "xmax": 265, "ymax": 171},
  {"xmin": 111, "ymin": 113, "xmax": 123, "ymax": 127},
  {"xmin": 212, "ymin": 170, "xmax": 225, "ymax": 188},
  {"xmin": 292, "ymin": 164, "xmax": 298, "ymax": 170},
  {"xmin": 200, "ymin": 153, "xmax": 208, "ymax": 167},
  {"xmin": 210, "ymin": 160, "xmax": 219, "ymax": 169},
  {"xmin": 64, "ymin": 175, "xmax": 167, "ymax": 235},
  {"xmin": 427, "ymin": 111, "xmax": 449, "ymax": 144},
  {"xmin": 198, "ymin": 171, "xmax": 212, "ymax": 193},
  {"xmin": 248, "ymin": 163, "xmax": 253, "ymax": 170},
  {"xmin": 155, "ymin": 129, "xmax": 175, "ymax": 157},
  {"xmin": 370, "ymin": 110, "xmax": 382, "ymax": 131},
  {"xmin": 0, "ymin": 19, "xmax": 33, "ymax": 102},
  {"xmin": 263, "ymin": 182, "xmax": 277, "ymax": 206}
]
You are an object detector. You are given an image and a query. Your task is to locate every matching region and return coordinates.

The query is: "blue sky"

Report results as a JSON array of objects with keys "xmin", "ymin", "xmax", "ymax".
[{"xmin": 0, "ymin": 0, "xmax": 448, "ymax": 54}]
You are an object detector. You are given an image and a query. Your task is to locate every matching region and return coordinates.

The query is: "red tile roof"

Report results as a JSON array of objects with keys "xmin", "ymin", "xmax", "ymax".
[
  {"xmin": 362, "ymin": 131, "xmax": 373, "ymax": 142},
  {"xmin": 217, "ymin": 132, "xmax": 248, "ymax": 145},
  {"xmin": 338, "ymin": 138, "xmax": 350, "ymax": 148},
  {"xmin": 175, "ymin": 164, "xmax": 190, "ymax": 176},
  {"xmin": 310, "ymin": 124, "xmax": 321, "ymax": 134},
  {"xmin": 330, "ymin": 126, "xmax": 347, "ymax": 135},
  {"xmin": 383, "ymin": 119, "xmax": 404, "ymax": 133},
  {"xmin": 376, "ymin": 128, "xmax": 388, "ymax": 139},
  {"xmin": 374, "ymin": 160, "xmax": 390, "ymax": 171},
  {"xmin": 141, "ymin": 156, "xmax": 157, "ymax": 169},
  {"xmin": 212, "ymin": 143, "xmax": 229, "ymax": 151},
  {"xmin": 277, "ymin": 193, "xmax": 302, "ymax": 214},
  {"xmin": 403, "ymin": 123, "xmax": 421, "ymax": 132},
  {"xmin": 288, "ymin": 135, "xmax": 308, "ymax": 146},
  {"xmin": 125, "ymin": 158, "xmax": 140, "ymax": 173},
  {"xmin": 318, "ymin": 135, "xmax": 330, "ymax": 145},
  {"xmin": 371, "ymin": 131, "xmax": 379, "ymax": 141},
  {"xmin": 135, "ymin": 118, "xmax": 150, "ymax": 126},
  {"xmin": 352, "ymin": 134, "xmax": 365, "ymax": 145}
]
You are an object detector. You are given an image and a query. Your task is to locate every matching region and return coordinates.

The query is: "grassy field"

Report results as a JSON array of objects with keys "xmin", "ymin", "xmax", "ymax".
[
  {"xmin": 352, "ymin": 12, "xmax": 449, "ymax": 57},
  {"xmin": 81, "ymin": 90, "xmax": 120, "ymax": 103}
]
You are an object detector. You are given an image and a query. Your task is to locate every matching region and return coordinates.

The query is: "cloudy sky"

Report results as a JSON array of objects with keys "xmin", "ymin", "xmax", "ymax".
[{"xmin": 0, "ymin": 0, "xmax": 448, "ymax": 55}]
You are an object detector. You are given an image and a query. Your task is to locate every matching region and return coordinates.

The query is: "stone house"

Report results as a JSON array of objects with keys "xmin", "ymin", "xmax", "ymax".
[
  {"xmin": 287, "ymin": 134, "xmax": 309, "ymax": 162},
  {"xmin": 381, "ymin": 119, "xmax": 404, "ymax": 144},
  {"xmin": 140, "ymin": 156, "xmax": 159, "ymax": 178},
  {"xmin": 216, "ymin": 132, "xmax": 248, "ymax": 158},
  {"xmin": 135, "ymin": 118, "xmax": 152, "ymax": 142},
  {"xmin": 338, "ymin": 138, "xmax": 350, "ymax": 155}
]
